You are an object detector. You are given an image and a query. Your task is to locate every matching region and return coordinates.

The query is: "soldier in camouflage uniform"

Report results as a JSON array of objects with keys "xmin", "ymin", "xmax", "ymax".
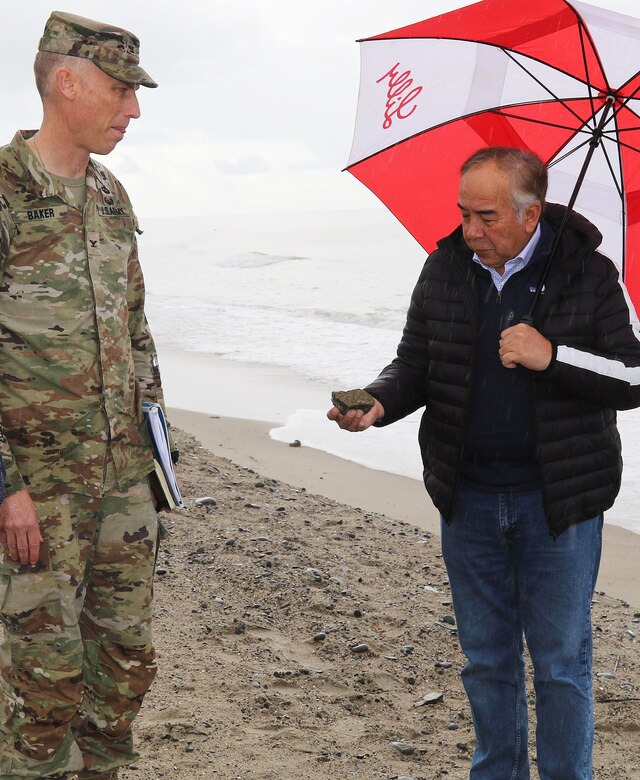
[{"xmin": 0, "ymin": 12, "xmax": 166, "ymax": 780}]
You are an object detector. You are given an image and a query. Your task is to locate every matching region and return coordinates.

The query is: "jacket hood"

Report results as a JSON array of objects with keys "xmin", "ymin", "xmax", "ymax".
[{"xmin": 543, "ymin": 202, "xmax": 603, "ymax": 255}]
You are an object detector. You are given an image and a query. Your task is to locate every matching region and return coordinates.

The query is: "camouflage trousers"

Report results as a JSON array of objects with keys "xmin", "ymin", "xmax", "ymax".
[{"xmin": 0, "ymin": 477, "xmax": 159, "ymax": 779}]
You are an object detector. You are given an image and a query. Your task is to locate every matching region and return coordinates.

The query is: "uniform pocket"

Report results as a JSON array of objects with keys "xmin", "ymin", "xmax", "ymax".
[{"xmin": 0, "ymin": 558, "xmax": 65, "ymax": 636}]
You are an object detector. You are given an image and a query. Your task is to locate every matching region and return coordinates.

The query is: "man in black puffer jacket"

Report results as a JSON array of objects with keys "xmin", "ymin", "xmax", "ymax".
[{"xmin": 328, "ymin": 147, "xmax": 640, "ymax": 780}]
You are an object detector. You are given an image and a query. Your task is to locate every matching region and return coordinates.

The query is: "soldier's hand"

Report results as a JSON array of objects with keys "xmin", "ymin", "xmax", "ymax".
[
  {"xmin": 0, "ymin": 489, "xmax": 43, "ymax": 566},
  {"xmin": 327, "ymin": 399, "xmax": 385, "ymax": 432}
]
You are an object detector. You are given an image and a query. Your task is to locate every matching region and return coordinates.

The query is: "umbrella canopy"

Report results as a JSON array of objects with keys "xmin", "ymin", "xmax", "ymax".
[{"xmin": 346, "ymin": 0, "xmax": 640, "ymax": 309}]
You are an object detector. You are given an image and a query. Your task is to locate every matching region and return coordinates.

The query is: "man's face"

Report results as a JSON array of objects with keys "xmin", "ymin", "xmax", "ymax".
[
  {"xmin": 71, "ymin": 62, "xmax": 141, "ymax": 156},
  {"xmin": 458, "ymin": 161, "xmax": 540, "ymax": 273}
]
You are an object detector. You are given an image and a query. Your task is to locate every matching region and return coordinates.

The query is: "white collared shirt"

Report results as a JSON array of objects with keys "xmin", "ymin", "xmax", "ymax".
[{"xmin": 472, "ymin": 223, "xmax": 542, "ymax": 292}]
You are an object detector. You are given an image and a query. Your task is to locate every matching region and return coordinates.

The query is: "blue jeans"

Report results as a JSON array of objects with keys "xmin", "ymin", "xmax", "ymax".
[{"xmin": 441, "ymin": 488, "xmax": 602, "ymax": 780}]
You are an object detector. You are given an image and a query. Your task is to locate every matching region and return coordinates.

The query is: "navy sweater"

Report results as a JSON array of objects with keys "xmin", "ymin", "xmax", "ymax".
[{"xmin": 460, "ymin": 222, "xmax": 555, "ymax": 491}]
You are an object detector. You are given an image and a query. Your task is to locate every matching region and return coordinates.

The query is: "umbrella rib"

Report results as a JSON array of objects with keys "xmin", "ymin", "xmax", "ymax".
[
  {"xmin": 343, "ymin": 101, "xmax": 640, "ymax": 173},
  {"xmin": 362, "ymin": 37, "xmax": 606, "ymax": 95},
  {"xmin": 549, "ymin": 135, "xmax": 592, "ymax": 167},
  {"xmin": 619, "ymin": 144, "xmax": 627, "ymax": 282},
  {"xmin": 524, "ymin": 96, "xmax": 617, "ymax": 323},
  {"xmin": 617, "ymin": 75, "xmax": 640, "ymax": 102},
  {"xmin": 496, "ymin": 108, "xmax": 640, "ymax": 156},
  {"xmin": 604, "ymin": 111, "xmax": 625, "ymax": 210},
  {"xmin": 502, "ymin": 49, "xmax": 589, "ymax": 126},
  {"xmin": 571, "ymin": 13, "xmax": 633, "ymax": 279},
  {"xmin": 341, "ymin": 106, "xmax": 553, "ymax": 172},
  {"xmin": 344, "ymin": 98, "xmax": 606, "ymax": 172},
  {"xmin": 611, "ymin": 136, "xmax": 640, "ymax": 155},
  {"xmin": 600, "ymin": 142, "xmax": 624, "ymax": 202},
  {"xmin": 574, "ymin": 2, "xmax": 616, "ymax": 95},
  {"xmin": 497, "ymin": 107, "xmax": 590, "ymax": 135},
  {"xmin": 550, "ymin": 133, "xmax": 624, "ymax": 201},
  {"xmin": 575, "ymin": 14, "xmax": 602, "ymax": 123},
  {"xmin": 603, "ymin": 108, "xmax": 628, "ymax": 277}
]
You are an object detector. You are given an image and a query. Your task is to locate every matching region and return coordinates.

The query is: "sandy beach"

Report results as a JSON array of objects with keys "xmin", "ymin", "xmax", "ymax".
[
  {"xmin": 117, "ymin": 410, "xmax": 640, "ymax": 780},
  {"xmin": 169, "ymin": 408, "xmax": 640, "ymax": 610}
]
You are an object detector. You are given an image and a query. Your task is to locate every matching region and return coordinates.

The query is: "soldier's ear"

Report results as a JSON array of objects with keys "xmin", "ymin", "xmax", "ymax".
[{"xmin": 54, "ymin": 66, "xmax": 79, "ymax": 101}]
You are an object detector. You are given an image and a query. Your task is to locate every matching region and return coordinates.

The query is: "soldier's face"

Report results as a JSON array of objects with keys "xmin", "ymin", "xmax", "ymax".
[{"xmin": 73, "ymin": 64, "xmax": 141, "ymax": 155}]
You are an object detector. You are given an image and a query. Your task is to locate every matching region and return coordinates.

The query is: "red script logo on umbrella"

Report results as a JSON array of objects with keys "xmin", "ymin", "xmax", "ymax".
[{"xmin": 377, "ymin": 63, "xmax": 423, "ymax": 130}]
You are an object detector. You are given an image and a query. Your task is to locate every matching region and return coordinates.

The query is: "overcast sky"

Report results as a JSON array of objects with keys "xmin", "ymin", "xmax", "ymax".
[{"xmin": 2, "ymin": 0, "xmax": 640, "ymax": 218}]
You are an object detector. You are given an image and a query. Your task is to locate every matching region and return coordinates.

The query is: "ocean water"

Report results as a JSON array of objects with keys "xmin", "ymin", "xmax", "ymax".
[{"xmin": 139, "ymin": 210, "xmax": 640, "ymax": 536}]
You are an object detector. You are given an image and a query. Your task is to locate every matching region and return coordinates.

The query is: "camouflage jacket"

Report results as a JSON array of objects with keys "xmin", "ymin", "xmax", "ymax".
[{"xmin": 0, "ymin": 130, "xmax": 163, "ymax": 498}]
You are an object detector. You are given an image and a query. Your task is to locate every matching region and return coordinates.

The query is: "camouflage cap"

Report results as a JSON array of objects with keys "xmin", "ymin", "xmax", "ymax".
[{"xmin": 38, "ymin": 11, "xmax": 158, "ymax": 88}]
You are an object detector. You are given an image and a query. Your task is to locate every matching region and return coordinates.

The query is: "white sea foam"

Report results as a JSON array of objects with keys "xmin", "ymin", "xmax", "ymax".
[
  {"xmin": 139, "ymin": 209, "xmax": 640, "ymax": 535},
  {"xmin": 218, "ymin": 251, "xmax": 309, "ymax": 268}
]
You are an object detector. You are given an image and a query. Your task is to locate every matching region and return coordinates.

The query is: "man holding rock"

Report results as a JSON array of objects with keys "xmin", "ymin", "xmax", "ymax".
[
  {"xmin": 328, "ymin": 146, "xmax": 640, "ymax": 779},
  {"xmin": 0, "ymin": 12, "xmax": 167, "ymax": 780}
]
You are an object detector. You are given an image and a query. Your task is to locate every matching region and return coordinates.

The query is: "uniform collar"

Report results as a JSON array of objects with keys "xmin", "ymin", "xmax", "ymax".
[{"xmin": 13, "ymin": 129, "xmax": 99, "ymax": 205}]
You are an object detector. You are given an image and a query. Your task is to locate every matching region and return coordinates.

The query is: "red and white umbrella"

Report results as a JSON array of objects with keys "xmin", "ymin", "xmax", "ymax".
[{"xmin": 346, "ymin": 0, "xmax": 640, "ymax": 309}]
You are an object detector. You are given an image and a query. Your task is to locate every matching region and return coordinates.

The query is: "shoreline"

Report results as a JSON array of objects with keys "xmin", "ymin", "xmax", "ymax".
[{"xmin": 168, "ymin": 407, "xmax": 640, "ymax": 611}]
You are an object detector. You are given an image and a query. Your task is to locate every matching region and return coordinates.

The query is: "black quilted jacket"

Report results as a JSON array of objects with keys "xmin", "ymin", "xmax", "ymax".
[{"xmin": 366, "ymin": 204, "xmax": 640, "ymax": 536}]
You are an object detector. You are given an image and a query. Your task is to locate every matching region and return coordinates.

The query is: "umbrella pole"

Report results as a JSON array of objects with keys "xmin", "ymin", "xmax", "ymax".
[{"xmin": 521, "ymin": 95, "xmax": 616, "ymax": 326}]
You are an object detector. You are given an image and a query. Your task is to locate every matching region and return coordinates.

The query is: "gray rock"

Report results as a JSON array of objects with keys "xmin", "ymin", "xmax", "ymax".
[
  {"xmin": 194, "ymin": 496, "xmax": 217, "ymax": 507},
  {"xmin": 414, "ymin": 691, "xmax": 444, "ymax": 707},
  {"xmin": 391, "ymin": 741, "xmax": 415, "ymax": 755},
  {"xmin": 331, "ymin": 388, "xmax": 376, "ymax": 414}
]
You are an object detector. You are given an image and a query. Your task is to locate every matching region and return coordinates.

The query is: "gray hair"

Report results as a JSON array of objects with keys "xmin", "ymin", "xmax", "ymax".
[{"xmin": 461, "ymin": 147, "xmax": 548, "ymax": 221}]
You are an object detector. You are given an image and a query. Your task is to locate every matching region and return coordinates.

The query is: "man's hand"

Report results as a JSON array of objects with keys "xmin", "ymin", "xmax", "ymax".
[
  {"xmin": 499, "ymin": 323, "xmax": 553, "ymax": 371},
  {"xmin": 0, "ymin": 489, "xmax": 43, "ymax": 566},
  {"xmin": 327, "ymin": 399, "xmax": 385, "ymax": 432}
]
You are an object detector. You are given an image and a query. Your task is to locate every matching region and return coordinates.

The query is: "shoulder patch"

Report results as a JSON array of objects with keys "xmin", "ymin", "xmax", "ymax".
[{"xmin": 97, "ymin": 205, "xmax": 130, "ymax": 217}]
